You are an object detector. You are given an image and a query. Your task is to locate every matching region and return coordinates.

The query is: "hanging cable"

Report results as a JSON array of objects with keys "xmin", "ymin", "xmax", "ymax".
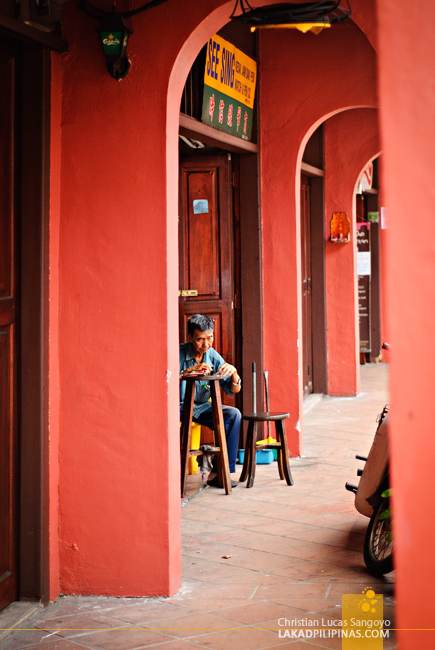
[{"xmin": 77, "ymin": 0, "xmax": 171, "ymax": 20}]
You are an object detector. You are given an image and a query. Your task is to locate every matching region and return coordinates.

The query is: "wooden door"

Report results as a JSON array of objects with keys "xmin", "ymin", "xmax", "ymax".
[
  {"xmin": 0, "ymin": 46, "xmax": 18, "ymax": 611},
  {"xmin": 301, "ymin": 175, "xmax": 313, "ymax": 397},
  {"xmin": 179, "ymin": 155, "xmax": 235, "ymax": 405}
]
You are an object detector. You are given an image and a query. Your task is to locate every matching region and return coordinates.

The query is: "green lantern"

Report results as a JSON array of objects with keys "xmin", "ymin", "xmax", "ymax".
[{"xmin": 96, "ymin": 10, "xmax": 133, "ymax": 80}]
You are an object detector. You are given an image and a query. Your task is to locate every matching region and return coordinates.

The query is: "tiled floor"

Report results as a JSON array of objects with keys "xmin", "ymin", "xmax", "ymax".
[{"xmin": 1, "ymin": 363, "xmax": 395, "ymax": 650}]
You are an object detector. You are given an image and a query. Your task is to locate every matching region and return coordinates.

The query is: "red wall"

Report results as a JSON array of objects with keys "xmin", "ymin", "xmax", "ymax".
[
  {"xmin": 324, "ymin": 108, "xmax": 380, "ymax": 395},
  {"xmin": 377, "ymin": 1, "xmax": 435, "ymax": 645},
  {"xmin": 259, "ymin": 25, "xmax": 377, "ymax": 453},
  {"xmin": 56, "ymin": 0, "xmax": 238, "ymax": 599},
  {"xmin": 57, "ymin": 0, "xmax": 192, "ymax": 597}
]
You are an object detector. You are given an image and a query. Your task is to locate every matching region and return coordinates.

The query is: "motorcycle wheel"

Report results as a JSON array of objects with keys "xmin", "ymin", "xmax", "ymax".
[{"xmin": 363, "ymin": 497, "xmax": 393, "ymax": 575}]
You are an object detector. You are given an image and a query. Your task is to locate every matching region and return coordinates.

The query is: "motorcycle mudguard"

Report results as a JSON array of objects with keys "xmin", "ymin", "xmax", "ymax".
[{"xmin": 355, "ymin": 412, "xmax": 389, "ymax": 517}]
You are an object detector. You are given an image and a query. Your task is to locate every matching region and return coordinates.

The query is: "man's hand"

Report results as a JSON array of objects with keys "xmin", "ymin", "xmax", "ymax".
[
  {"xmin": 182, "ymin": 363, "xmax": 212, "ymax": 375},
  {"xmin": 217, "ymin": 363, "xmax": 241, "ymax": 393},
  {"xmin": 217, "ymin": 363, "xmax": 236, "ymax": 378}
]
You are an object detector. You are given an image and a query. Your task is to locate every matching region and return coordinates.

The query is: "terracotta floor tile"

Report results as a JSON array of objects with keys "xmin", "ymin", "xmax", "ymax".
[
  {"xmin": 37, "ymin": 598, "xmax": 133, "ymax": 620},
  {"xmin": 214, "ymin": 551, "xmax": 306, "ymax": 572},
  {"xmin": 270, "ymin": 562, "xmax": 351, "ymax": 581},
  {"xmin": 211, "ymin": 601, "xmax": 305, "ymax": 625},
  {"xmin": 173, "ymin": 583, "xmax": 255, "ymax": 600},
  {"xmin": 206, "ymin": 530, "xmax": 274, "ymax": 546},
  {"xmin": 269, "ymin": 599, "xmax": 342, "ymax": 613},
  {"xmin": 211, "ymin": 513, "xmax": 288, "ymax": 529},
  {"xmin": 244, "ymin": 522, "xmax": 321, "ymax": 536},
  {"xmin": 276, "ymin": 545, "xmax": 354, "ymax": 562},
  {"xmin": 311, "ymin": 570, "xmax": 391, "ymax": 584},
  {"xmin": 147, "ymin": 641, "xmax": 207, "ymax": 650},
  {"xmin": 293, "ymin": 513, "xmax": 361, "ymax": 528},
  {"xmin": 35, "ymin": 615, "xmax": 132, "ymax": 639},
  {"xmin": 279, "ymin": 528, "xmax": 363, "ymax": 549},
  {"xmin": 183, "ymin": 557, "xmax": 255, "ymax": 583},
  {"xmin": 3, "ymin": 641, "xmax": 89, "ymax": 650},
  {"xmin": 327, "ymin": 582, "xmax": 394, "ymax": 599},
  {"xmin": 266, "ymin": 642, "xmax": 339, "ymax": 650},
  {"xmin": 253, "ymin": 584, "xmax": 329, "ymax": 600},
  {"xmin": 106, "ymin": 602, "xmax": 197, "ymax": 625},
  {"xmin": 320, "ymin": 552, "xmax": 365, "ymax": 569},
  {"xmin": 67, "ymin": 628, "xmax": 173, "ymax": 649},
  {"xmin": 144, "ymin": 612, "xmax": 241, "ymax": 638},
  {"xmin": 181, "ymin": 522, "xmax": 231, "ymax": 538},
  {"xmin": 233, "ymin": 537, "xmax": 313, "ymax": 553},
  {"xmin": 187, "ymin": 627, "xmax": 289, "ymax": 650},
  {"xmin": 167, "ymin": 598, "xmax": 251, "ymax": 613},
  {"xmin": 1, "ymin": 630, "xmax": 60, "ymax": 650},
  {"xmin": 211, "ymin": 573, "xmax": 300, "ymax": 586}
]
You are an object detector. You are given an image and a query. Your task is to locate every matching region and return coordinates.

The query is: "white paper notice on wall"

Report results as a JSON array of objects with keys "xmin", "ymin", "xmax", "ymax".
[
  {"xmin": 381, "ymin": 206, "xmax": 388, "ymax": 230},
  {"xmin": 357, "ymin": 251, "xmax": 371, "ymax": 276}
]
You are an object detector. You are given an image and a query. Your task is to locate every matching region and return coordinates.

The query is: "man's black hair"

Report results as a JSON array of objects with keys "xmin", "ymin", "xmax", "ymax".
[{"xmin": 188, "ymin": 314, "xmax": 214, "ymax": 337}]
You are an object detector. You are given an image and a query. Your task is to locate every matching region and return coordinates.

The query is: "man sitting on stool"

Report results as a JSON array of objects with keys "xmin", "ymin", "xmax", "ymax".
[{"xmin": 180, "ymin": 314, "xmax": 241, "ymax": 488}]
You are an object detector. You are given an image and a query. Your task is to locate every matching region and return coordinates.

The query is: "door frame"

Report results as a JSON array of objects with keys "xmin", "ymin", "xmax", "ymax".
[
  {"xmin": 17, "ymin": 41, "xmax": 51, "ymax": 604},
  {"xmin": 301, "ymin": 166, "xmax": 328, "ymax": 395}
]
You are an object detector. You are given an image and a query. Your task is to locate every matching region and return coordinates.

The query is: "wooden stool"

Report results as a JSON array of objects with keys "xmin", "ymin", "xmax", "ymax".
[
  {"xmin": 239, "ymin": 412, "xmax": 294, "ymax": 488},
  {"xmin": 180, "ymin": 374, "xmax": 232, "ymax": 497}
]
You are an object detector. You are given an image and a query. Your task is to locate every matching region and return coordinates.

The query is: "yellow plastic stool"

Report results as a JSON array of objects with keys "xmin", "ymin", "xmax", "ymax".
[{"xmin": 188, "ymin": 423, "xmax": 201, "ymax": 474}]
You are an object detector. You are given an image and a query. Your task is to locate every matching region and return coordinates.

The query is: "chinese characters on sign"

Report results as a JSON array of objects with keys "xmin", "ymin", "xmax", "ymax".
[{"xmin": 201, "ymin": 34, "xmax": 257, "ymax": 141}]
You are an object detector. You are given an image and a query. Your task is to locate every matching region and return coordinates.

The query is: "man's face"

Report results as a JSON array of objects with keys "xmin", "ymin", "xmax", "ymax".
[{"xmin": 188, "ymin": 329, "xmax": 214, "ymax": 356}]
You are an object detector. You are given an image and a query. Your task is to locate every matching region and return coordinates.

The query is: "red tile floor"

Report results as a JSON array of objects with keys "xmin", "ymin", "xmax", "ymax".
[{"xmin": 1, "ymin": 363, "xmax": 395, "ymax": 650}]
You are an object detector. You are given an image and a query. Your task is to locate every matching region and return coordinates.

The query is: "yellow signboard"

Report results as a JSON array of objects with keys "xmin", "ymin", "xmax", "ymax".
[{"xmin": 203, "ymin": 34, "xmax": 257, "ymax": 110}]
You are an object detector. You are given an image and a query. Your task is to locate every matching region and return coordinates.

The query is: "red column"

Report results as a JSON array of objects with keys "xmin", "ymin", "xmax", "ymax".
[{"xmin": 324, "ymin": 108, "xmax": 380, "ymax": 395}]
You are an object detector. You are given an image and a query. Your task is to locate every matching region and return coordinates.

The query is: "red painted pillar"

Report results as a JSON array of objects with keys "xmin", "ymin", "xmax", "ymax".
[
  {"xmin": 324, "ymin": 108, "xmax": 380, "ymax": 395},
  {"xmin": 377, "ymin": 1, "xmax": 435, "ymax": 645}
]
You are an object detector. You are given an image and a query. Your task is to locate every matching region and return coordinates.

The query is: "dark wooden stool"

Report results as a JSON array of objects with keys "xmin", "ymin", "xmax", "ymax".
[
  {"xmin": 180, "ymin": 374, "xmax": 232, "ymax": 497},
  {"xmin": 239, "ymin": 412, "xmax": 294, "ymax": 488}
]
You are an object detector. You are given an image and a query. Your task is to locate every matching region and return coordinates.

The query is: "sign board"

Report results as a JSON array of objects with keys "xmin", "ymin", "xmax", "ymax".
[
  {"xmin": 202, "ymin": 34, "xmax": 257, "ymax": 141},
  {"xmin": 357, "ymin": 223, "xmax": 371, "ymax": 353},
  {"xmin": 358, "ymin": 162, "xmax": 373, "ymax": 192}
]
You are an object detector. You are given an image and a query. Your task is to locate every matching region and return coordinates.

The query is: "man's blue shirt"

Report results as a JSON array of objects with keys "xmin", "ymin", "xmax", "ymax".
[{"xmin": 179, "ymin": 342, "xmax": 233, "ymax": 418}]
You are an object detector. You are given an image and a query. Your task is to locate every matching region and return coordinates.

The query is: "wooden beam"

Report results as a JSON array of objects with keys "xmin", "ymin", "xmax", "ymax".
[
  {"xmin": 301, "ymin": 161, "xmax": 324, "ymax": 177},
  {"xmin": 0, "ymin": 14, "xmax": 68, "ymax": 52},
  {"xmin": 179, "ymin": 113, "xmax": 259, "ymax": 154}
]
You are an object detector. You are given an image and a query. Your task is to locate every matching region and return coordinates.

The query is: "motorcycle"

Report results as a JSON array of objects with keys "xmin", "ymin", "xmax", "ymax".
[{"xmin": 345, "ymin": 350, "xmax": 393, "ymax": 574}]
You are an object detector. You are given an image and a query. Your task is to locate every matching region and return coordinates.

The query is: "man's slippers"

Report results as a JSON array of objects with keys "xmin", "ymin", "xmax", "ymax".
[{"xmin": 207, "ymin": 476, "xmax": 238, "ymax": 488}]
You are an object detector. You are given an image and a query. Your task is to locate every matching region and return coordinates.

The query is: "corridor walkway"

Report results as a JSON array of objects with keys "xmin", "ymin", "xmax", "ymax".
[{"xmin": 1, "ymin": 363, "xmax": 395, "ymax": 650}]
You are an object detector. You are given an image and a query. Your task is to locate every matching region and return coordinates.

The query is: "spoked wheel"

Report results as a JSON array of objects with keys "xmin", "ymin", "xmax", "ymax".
[{"xmin": 363, "ymin": 497, "xmax": 393, "ymax": 575}]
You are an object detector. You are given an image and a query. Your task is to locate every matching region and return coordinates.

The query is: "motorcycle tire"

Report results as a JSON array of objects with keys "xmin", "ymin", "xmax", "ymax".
[{"xmin": 363, "ymin": 496, "xmax": 393, "ymax": 575}]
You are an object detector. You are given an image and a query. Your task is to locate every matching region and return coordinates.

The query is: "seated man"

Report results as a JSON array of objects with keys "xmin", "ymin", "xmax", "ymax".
[{"xmin": 180, "ymin": 314, "xmax": 241, "ymax": 488}]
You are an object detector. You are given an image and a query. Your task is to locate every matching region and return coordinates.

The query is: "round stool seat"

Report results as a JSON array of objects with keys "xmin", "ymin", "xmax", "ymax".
[{"xmin": 243, "ymin": 411, "xmax": 289, "ymax": 422}]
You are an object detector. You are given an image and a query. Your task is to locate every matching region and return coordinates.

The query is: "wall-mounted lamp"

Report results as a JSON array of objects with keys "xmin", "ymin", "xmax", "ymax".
[
  {"xmin": 330, "ymin": 212, "xmax": 351, "ymax": 243},
  {"xmin": 231, "ymin": 0, "xmax": 351, "ymax": 34},
  {"xmin": 78, "ymin": 0, "xmax": 171, "ymax": 80},
  {"xmin": 96, "ymin": 10, "xmax": 133, "ymax": 80}
]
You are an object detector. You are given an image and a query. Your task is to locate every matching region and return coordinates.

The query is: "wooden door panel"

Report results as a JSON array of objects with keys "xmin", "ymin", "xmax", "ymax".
[
  {"xmin": 0, "ymin": 47, "xmax": 17, "ymax": 612},
  {"xmin": 0, "ymin": 327, "xmax": 16, "ymax": 611},
  {"xmin": 0, "ymin": 58, "xmax": 13, "ymax": 300},
  {"xmin": 301, "ymin": 175, "xmax": 313, "ymax": 397},
  {"xmin": 185, "ymin": 171, "xmax": 220, "ymax": 299},
  {"xmin": 179, "ymin": 155, "xmax": 235, "ymax": 407}
]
